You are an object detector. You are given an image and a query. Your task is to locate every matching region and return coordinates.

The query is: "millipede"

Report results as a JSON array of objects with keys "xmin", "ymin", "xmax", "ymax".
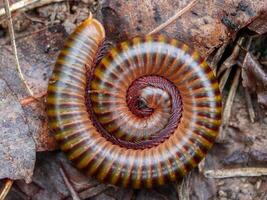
[{"xmin": 47, "ymin": 13, "xmax": 222, "ymax": 188}]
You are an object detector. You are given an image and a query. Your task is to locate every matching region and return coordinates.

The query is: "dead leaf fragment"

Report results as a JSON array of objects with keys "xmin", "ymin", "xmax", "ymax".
[
  {"xmin": 102, "ymin": 0, "xmax": 267, "ymax": 57},
  {"xmin": 248, "ymin": 13, "xmax": 267, "ymax": 35},
  {"xmin": 0, "ymin": 78, "xmax": 35, "ymax": 183},
  {"xmin": 0, "ymin": 25, "xmax": 65, "ymax": 151}
]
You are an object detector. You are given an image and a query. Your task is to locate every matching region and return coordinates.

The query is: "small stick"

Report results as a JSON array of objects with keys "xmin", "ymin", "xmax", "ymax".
[
  {"xmin": 217, "ymin": 68, "xmax": 240, "ymax": 142},
  {"xmin": 219, "ymin": 67, "xmax": 232, "ymax": 91},
  {"xmin": 217, "ymin": 45, "xmax": 240, "ymax": 77},
  {"xmin": 0, "ymin": 0, "xmax": 65, "ymax": 19},
  {"xmin": 0, "ymin": 179, "xmax": 14, "ymax": 200},
  {"xmin": 4, "ymin": 0, "xmax": 34, "ymax": 96},
  {"xmin": 0, "ymin": 23, "xmax": 59, "ymax": 46},
  {"xmin": 204, "ymin": 167, "xmax": 267, "ymax": 179},
  {"xmin": 20, "ymin": 91, "xmax": 47, "ymax": 106},
  {"xmin": 210, "ymin": 42, "xmax": 229, "ymax": 76},
  {"xmin": 78, "ymin": 184, "xmax": 109, "ymax": 199},
  {"xmin": 244, "ymin": 87, "xmax": 255, "ymax": 123},
  {"xmin": 148, "ymin": 0, "xmax": 198, "ymax": 35},
  {"xmin": 23, "ymin": 12, "xmax": 46, "ymax": 23},
  {"xmin": 59, "ymin": 166, "xmax": 81, "ymax": 200},
  {"xmin": 222, "ymin": 68, "xmax": 241, "ymax": 126}
]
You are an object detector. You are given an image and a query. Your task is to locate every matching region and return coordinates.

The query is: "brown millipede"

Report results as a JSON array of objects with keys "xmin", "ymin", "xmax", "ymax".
[{"xmin": 47, "ymin": 14, "xmax": 222, "ymax": 188}]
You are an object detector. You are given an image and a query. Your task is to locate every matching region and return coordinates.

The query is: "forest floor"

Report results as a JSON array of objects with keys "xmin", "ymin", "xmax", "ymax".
[{"xmin": 0, "ymin": 0, "xmax": 267, "ymax": 199}]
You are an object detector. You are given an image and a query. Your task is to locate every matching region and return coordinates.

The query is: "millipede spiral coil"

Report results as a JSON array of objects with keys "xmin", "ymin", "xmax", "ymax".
[{"xmin": 47, "ymin": 14, "xmax": 222, "ymax": 188}]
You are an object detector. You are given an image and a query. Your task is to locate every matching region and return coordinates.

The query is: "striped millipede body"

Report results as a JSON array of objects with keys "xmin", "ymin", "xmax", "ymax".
[{"xmin": 47, "ymin": 14, "xmax": 222, "ymax": 188}]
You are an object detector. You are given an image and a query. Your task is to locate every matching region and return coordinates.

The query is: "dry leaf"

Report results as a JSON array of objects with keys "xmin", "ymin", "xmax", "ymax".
[
  {"xmin": 0, "ymin": 78, "xmax": 35, "ymax": 183},
  {"xmin": 0, "ymin": 25, "xmax": 66, "ymax": 151},
  {"xmin": 101, "ymin": 0, "xmax": 267, "ymax": 57}
]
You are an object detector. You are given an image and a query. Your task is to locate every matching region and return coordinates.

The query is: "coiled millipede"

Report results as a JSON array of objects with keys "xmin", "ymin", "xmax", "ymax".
[{"xmin": 47, "ymin": 14, "xmax": 222, "ymax": 188}]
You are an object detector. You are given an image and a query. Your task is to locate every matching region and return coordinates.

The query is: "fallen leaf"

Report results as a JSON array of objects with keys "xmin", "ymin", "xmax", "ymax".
[
  {"xmin": 248, "ymin": 12, "xmax": 267, "ymax": 34},
  {"xmin": 6, "ymin": 151, "xmax": 107, "ymax": 200},
  {"xmin": 0, "ymin": 24, "xmax": 66, "ymax": 151},
  {"xmin": 101, "ymin": 0, "xmax": 267, "ymax": 57},
  {"xmin": 0, "ymin": 78, "xmax": 35, "ymax": 183}
]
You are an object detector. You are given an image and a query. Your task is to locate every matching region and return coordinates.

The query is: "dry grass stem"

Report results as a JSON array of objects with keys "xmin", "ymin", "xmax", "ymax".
[
  {"xmin": 148, "ymin": 0, "xmax": 198, "ymax": 35},
  {"xmin": 217, "ymin": 45, "xmax": 240, "ymax": 77},
  {"xmin": 244, "ymin": 87, "xmax": 255, "ymax": 123},
  {"xmin": 20, "ymin": 91, "xmax": 47, "ymax": 106},
  {"xmin": 222, "ymin": 68, "xmax": 241, "ymax": 126},
  {"xmin": 219, "ymin": 67, "xmax": 232, "ymax": 91},
  {"xmin": 4, "ymin": 0, "xmax": 34, "ymax": 96},
  {"xmin": 0, "ymin": 24, "xmax": 59, "ymax": 46},
  {"xmin": 0, "ymin": 179, "xmax": 14, "ymax": 200},
  {"xmin": 210, "ymin": 42, "xmax": 229, "ymax": 76},
  {"xmin": 204, "ymin": 167, "xmax": 267, "ymax": 178},
  {"xmin": 217, "ymin": 68, "xmax": 241, "ymax": 142},
  {"xmin": 59, "ymin": 166, "xmax": 81, "ymax": 200},
  {"xmin": 0, "ymin": 0, "xmax": 64, "ymax": 19}
]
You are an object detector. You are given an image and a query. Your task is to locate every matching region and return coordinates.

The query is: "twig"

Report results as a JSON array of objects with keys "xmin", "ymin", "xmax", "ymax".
[
  {"xmin": 78, "ymin": 184, "xmax": 109, "ymax": 199},
  {"xmin": 148, "ymin": 0, "xmax": 198, "ymax": 35},
  {"xmin": 0, "ymin": 179, "xmax": 14, "ymax": 200},
  {"xmin": 0, "ymin": 23, "xmax": 60, "ymax": 46},
  {"xmin": 20, "ymin": 91, "xmax": 47, "ymax": 106},
  {"xmin": 219, "ymin": 67, "xmax": 232, "ymax": 91},
  {"xmin": 217, "ymin": 44, "xmax": 240, "ymax": 77},
  {"xmin": 243, "ymin": 53, "xmax": 267, "ymax": 84},
  {"xmin": 4, "ymin": 0, "xmax": 34, "ymax": 96},
  {"xmin": 59, "ymin": 166, "xmax": 81, "ymax": 200},
  {"xmin": 204, "ymin": 167, "xmax": 267, "ymax": 179},
  {"xmin": 210, "ymin": 42, "xmax": 229, "ymax": 76},
  {"xmin": 23, "ymin": 12, "xmax": 46, "ymax": 23},
  {"xmin": 222, "ymin": 68, "xmax": 241, "ymax": 126},
  {"xmin": 244, "ymin": 87, "xmax": 255, "ymax": 123},
  {"xmin": 0, "ymin": 0, "xmax": 65, "ymax": 19},
  {"xmin": 217, "ymin": 68, "xmax": 241, "ymax": 142}
]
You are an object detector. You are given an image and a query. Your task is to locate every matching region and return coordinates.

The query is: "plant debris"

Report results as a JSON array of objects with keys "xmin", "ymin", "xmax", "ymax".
[
  {"xmin": 0, "ymin": 0, "xmax": 267, "ymax": 199},
  {"xmin": 242, "ymin": 52, "xmax": 267, "ymax": 106},
  {"xmin": 0, "ymin": 78, "xmax": 35, "ymax": 183}
]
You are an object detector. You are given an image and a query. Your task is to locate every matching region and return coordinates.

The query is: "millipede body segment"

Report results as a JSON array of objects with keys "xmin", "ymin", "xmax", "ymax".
[{"xmin": 47, "ymin": 14, "xmax": 222, "ymax": 188}]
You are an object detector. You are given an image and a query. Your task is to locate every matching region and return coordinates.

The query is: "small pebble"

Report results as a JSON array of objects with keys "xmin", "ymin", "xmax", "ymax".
[
  {"xmin": 63, "ymin": 20, "xmax": 76, "ymax": 35},
  {"xmin": 218, "ymin": 190, "xmax": 227, "ymax": 197},
  {"xmin": 218, "ymin": 180, "xmax": 225, "ymax": 186},
  {"xmin": 256, "ymin": 180, "xmax": 262, "ymax": 190}
]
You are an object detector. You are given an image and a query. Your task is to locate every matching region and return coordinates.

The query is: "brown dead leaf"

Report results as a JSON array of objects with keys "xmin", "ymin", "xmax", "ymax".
[
  {"xmin": 0, "ymin": 24, "xmax": 66, "ymax": 151},
  {"xmin": 248, "ymin": 12, "xmax": 267, "ymax": 35},
  {"xmin": 101, "ymin": 0, "xmax": 267, "ymax": 57},
  {"xmin": 0, "ymin": 78, "xmax": 35, "ymax": 183},
  {"xmin": 6, "ymin": 152, "xmax": 110, "ymax": 200}
]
